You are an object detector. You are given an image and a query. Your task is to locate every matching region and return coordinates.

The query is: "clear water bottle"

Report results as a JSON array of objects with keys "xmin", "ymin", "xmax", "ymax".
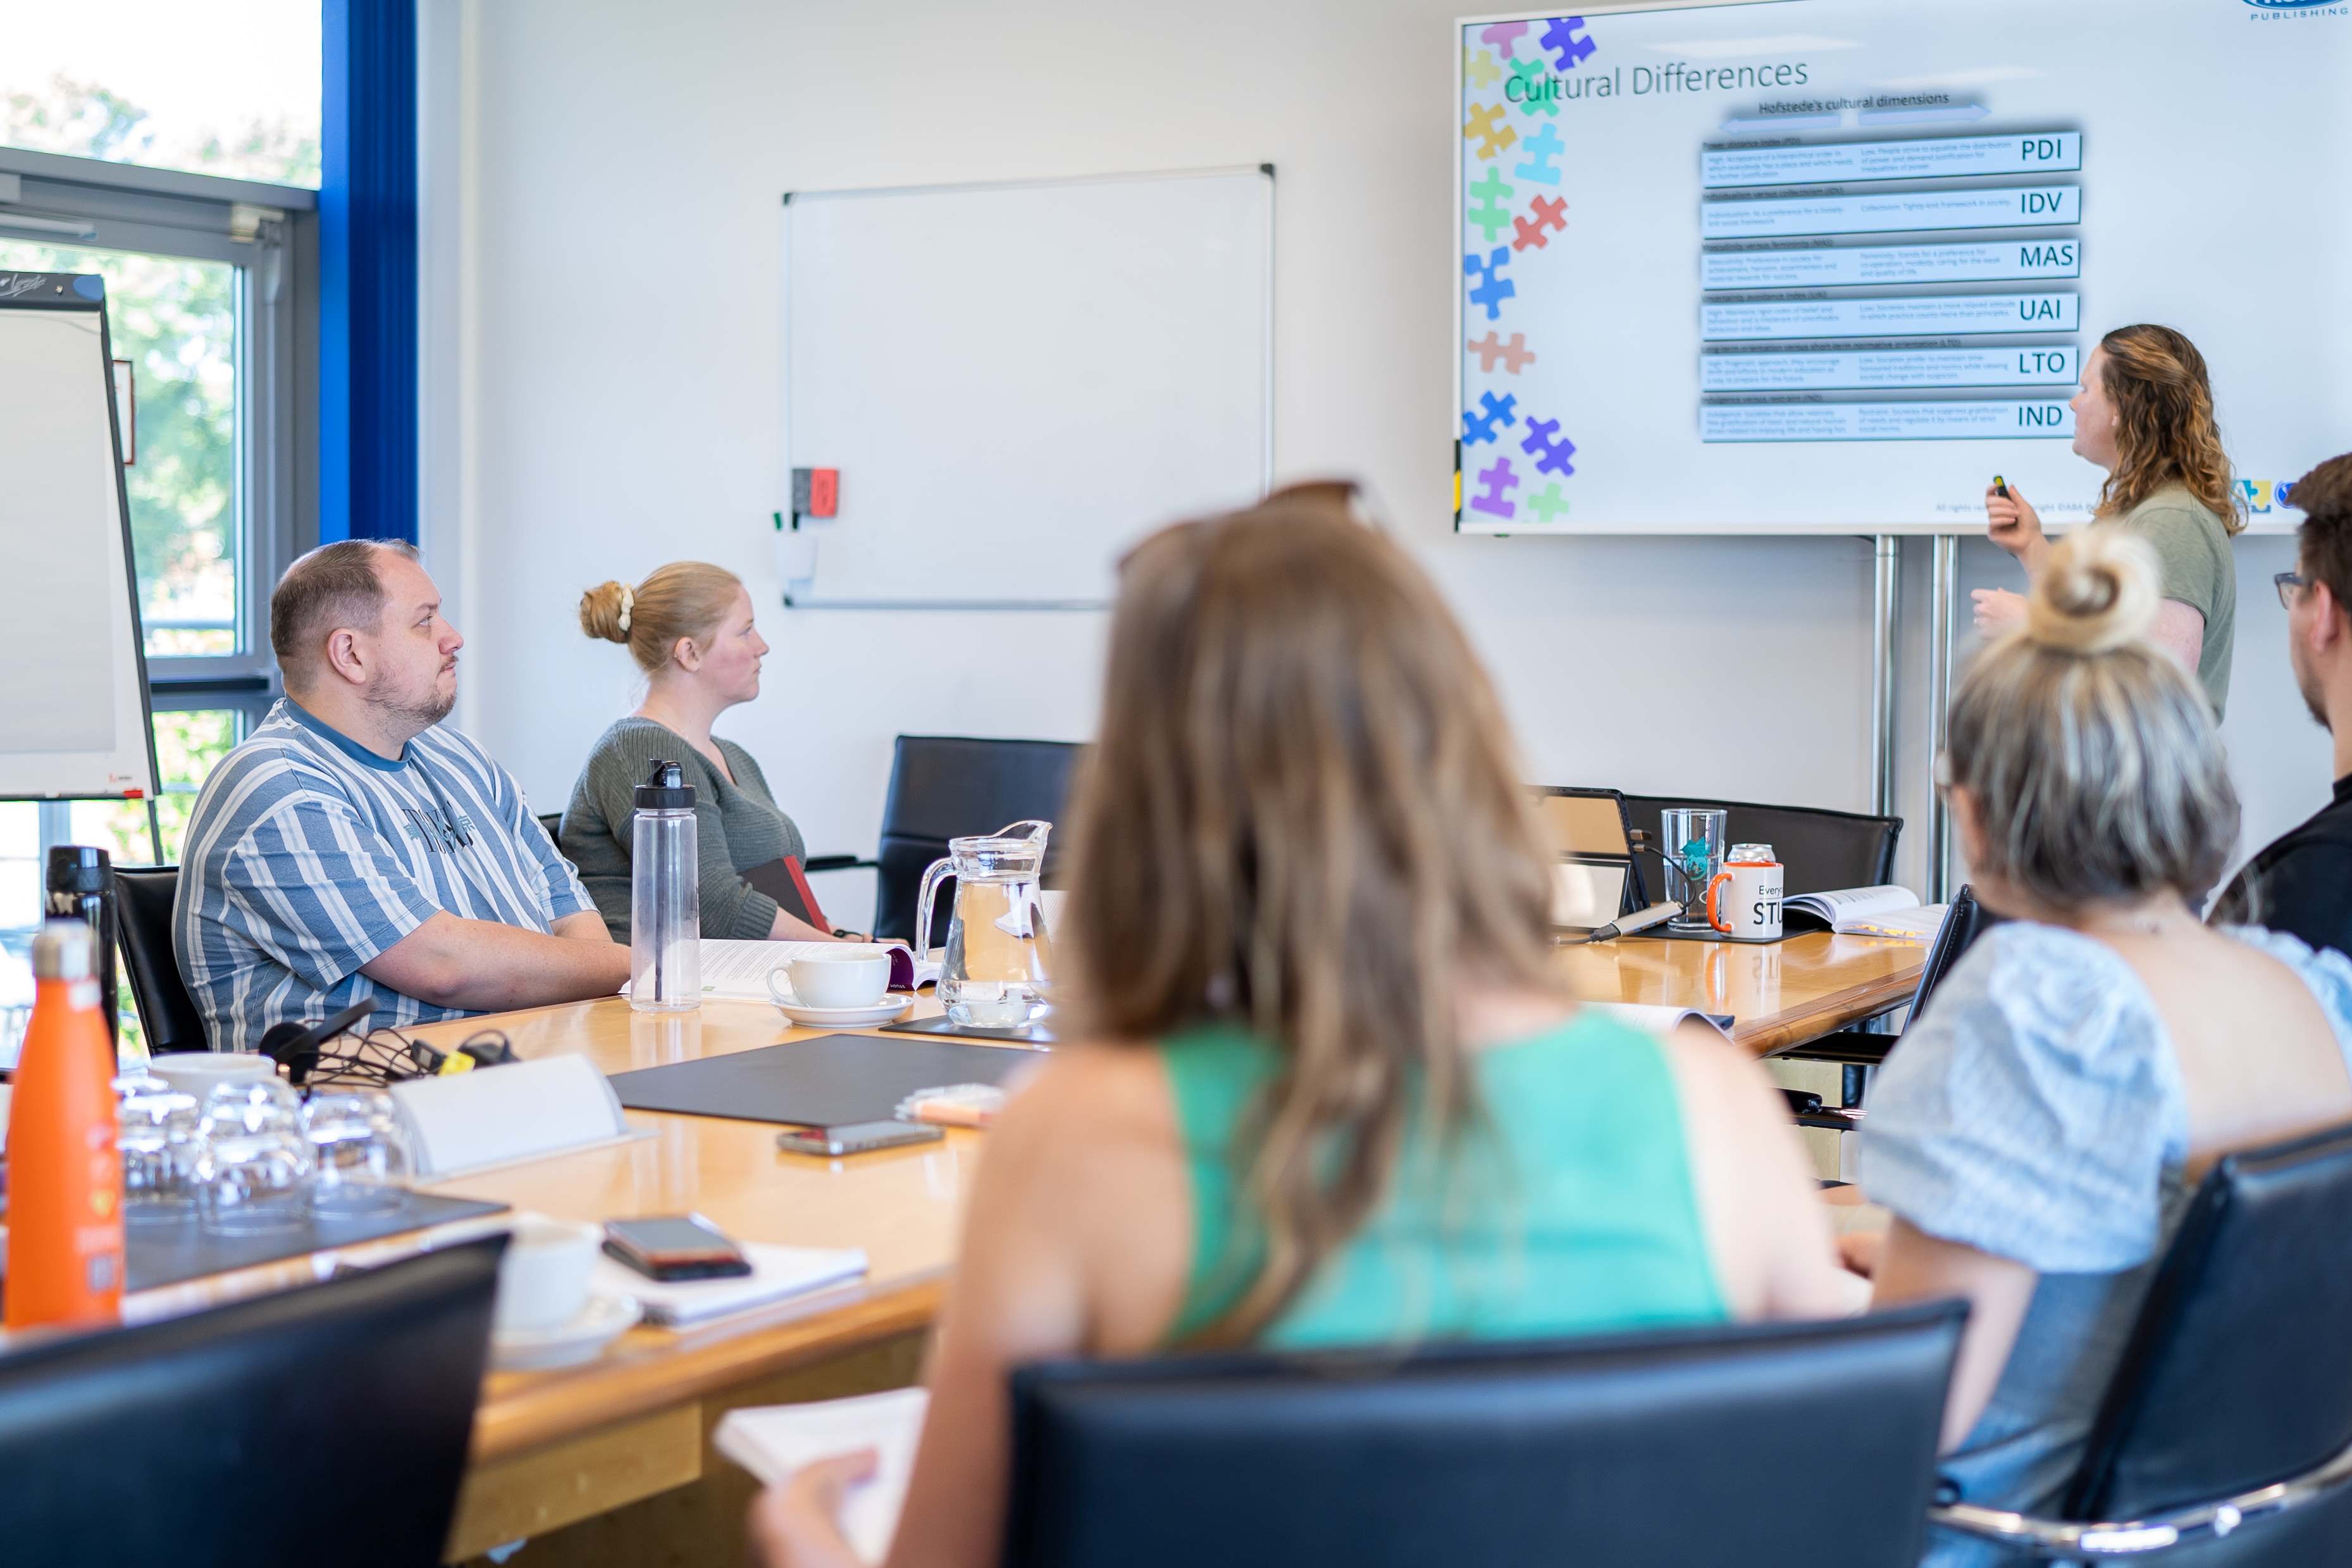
[{"xmin": 629, "ymin": 760, "xmax": 700, "ymax": 1013}]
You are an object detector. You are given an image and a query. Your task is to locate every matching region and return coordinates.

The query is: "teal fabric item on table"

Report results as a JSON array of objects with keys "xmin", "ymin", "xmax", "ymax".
[{"xmin": 1160, "ymin": 1010, "xmax": 1726, "ymax": 1348}]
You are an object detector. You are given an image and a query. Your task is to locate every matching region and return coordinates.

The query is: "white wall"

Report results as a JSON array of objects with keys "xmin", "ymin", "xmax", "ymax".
[{"xmin": 431, "ymin": 0, "xmax": 2329, "ymax": 918}]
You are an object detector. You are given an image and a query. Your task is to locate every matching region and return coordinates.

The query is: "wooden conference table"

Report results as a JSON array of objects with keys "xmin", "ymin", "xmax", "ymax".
[{"xmin": 152, "ymin": 930, "xmax": 1924, "ymax": 1564}]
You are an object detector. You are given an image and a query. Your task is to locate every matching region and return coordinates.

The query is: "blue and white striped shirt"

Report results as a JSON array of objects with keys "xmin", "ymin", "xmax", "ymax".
[{"xmin": 173, "ymin": 697, "xmax": 593, "ymax": 1049}]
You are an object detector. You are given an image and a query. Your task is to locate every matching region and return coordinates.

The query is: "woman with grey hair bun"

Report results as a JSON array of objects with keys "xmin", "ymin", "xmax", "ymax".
[{"xmin": 1844, "ymin": 526, "xmax": 2352, "ymax": 1567}]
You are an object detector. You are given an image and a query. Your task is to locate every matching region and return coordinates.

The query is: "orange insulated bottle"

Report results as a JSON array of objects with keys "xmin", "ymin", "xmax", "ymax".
[{"xmin": 5, "ymin": 920, "xmax": 125, "ymax": 1331}]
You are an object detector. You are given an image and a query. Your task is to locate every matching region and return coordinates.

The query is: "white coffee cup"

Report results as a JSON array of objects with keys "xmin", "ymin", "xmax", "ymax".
[
  {"xmin": 495, "ymin": 1216, "xmax": 601, "ymax": 1335},
  {"xmin": 768, "ymin": 949, "xmax": 893, "ymax": 1011},
  {"xmin": 1707, "ymin": 851, "xmax": 1785, "ymax": 941},
  {"xmin": 150, "ymin": 1052, "xmax": 278, "ymax": 1097}
]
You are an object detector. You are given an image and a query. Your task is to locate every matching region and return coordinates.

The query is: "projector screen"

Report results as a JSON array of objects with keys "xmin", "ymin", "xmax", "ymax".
[{"xmin": 1454, "ymin": 0, "xmax": 2352, "ymax": 534}]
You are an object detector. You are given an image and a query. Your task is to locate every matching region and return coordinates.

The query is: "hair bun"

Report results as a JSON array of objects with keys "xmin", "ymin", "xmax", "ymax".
[
  {"xmin": 579, "ymin": 580, "xmax": 633, "ymax": 643},
  {"xmin": 2026, "ymin": 527, "xmax": 2160, "ymax": 655}
]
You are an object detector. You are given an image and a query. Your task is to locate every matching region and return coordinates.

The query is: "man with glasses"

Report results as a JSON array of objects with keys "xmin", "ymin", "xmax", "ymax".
[{"xmin": 2213, "ymin": 455, "xmax": 2352, "ymax": 954}]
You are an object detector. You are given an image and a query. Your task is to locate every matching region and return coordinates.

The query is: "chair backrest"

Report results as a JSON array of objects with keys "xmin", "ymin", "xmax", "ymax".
[
  {"xmin": 1619, "ymin": 794, "xmax": 1902, "ymax": 899},
  {"xmin": 0, "ymin": 1235, "xmax": 505, "ymax": 1568},
  {"xmin": 113, "ymin": 865, "xmax": 208, "ymax": 1055},
  {"xmin": 537, "ymin": 810, "xmax": 564, "ymax": 845},
  {"xmin": 2063, "ymin": 1121, "xmax": 2352, "ymax": 1531},
  {"xmin": 1005, "ymin": 1303, "xmax": 1966, "ymax": 1568},
  {"xmin": 1910, "ymin": 885, "xmax": 2004, "ymax": 1015},
  {"xmin": 872, "ymin": 736, "xmax": 1082, "ymax": 945}
]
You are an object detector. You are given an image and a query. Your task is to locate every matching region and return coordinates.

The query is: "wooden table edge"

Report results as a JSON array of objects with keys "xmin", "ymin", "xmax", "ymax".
[
  {"xmin": 1741, "ymin": 969, "xmax": 1914, "ymax": 1057},
  {"xmin": 468, "ymin": 1274, "xmax": 943, "ymax": 1462}
]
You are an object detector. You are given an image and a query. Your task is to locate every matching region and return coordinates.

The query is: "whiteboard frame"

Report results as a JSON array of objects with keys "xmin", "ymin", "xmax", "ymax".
[
  {"xmin": 779, "ymin": 164, "xmax": 1277, "ymax": 610},
  {"xmin": 1449, "ymin": 0, "xmax": 2304, "ymax": 539},
  {"xmin": 0, "ymin": 273, "xmax": 163, "ymax": 803}
]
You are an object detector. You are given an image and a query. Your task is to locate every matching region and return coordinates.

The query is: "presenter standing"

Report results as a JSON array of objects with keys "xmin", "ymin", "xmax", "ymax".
[{"xmin": 1973, "ymin": 324, "xmax": 2242, "ymax": 718}]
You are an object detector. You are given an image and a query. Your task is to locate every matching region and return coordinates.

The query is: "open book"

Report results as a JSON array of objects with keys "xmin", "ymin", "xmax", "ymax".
[
  {"xmin": 1783, "ymin": 887, "xmax": 1949, "ymax": 941},
  {"xmin": 717, "ymin": 1388, "xmax": 930, "ymax": 1562},
  {"xmin": 622, "ymin": 939, "xmax": 940, "ymax": 1001}
]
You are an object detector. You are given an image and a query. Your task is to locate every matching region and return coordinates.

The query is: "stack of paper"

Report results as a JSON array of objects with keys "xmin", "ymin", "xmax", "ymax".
[
  {"xmin": 716, "ymin": 1387, "xmax": 930, "ymax": 1561},
  {"xmin": 594, "ymin": 1240, "xmax": 868, "ymax": 1326}
]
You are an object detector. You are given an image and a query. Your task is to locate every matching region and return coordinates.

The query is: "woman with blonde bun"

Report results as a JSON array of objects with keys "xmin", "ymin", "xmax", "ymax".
[
  {"xmin": 563, "ymin": 564, "xmax": 863, "ymax": 944},
  {"xmin": 1975, "ymin": 323, "xmax": 2242, "ymax": 718},
  {"xmin": 1848, "ymin": 527, "xmax": 2352, "ymax": 1564}
]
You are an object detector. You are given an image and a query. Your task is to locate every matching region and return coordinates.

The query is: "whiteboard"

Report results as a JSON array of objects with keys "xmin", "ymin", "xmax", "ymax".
[
  {"xmin": 0, "ymin": 275, "xmax": 160, "ymax": 799},
  {"xmin": 1454, "ymin": 0, "xmax": 2352, "ymax": 534},
  {"xmin": 781, "ymin": 167, "xmax": 1273, "ymax": 607}
]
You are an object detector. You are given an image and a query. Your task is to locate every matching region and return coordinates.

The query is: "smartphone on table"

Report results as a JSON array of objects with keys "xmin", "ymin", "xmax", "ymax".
[
  {"xmin": 602, "ymin": 1213, "xmax": 753, "ymax": 1281},
  {"xmin": 776, "ymin": 1120, "xmax": 945, "ymax": 1157}
]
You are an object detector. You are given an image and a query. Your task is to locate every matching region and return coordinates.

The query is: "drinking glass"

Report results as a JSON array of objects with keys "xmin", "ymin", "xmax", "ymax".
[
  {"xmin": 1659, "ymin": 807, "xmax": 1729, "ymax": 934},
  {"xmin": 116, "ymin": 1068, "xmax": 202, "ymax": 1228},
  {"xmin": 194, "ymin": 1077, "xmax": 314, "ymax": 1235},
  {"xmin": 301, "ymin": 1089, "xmax": 413, "ymax": 1219}
]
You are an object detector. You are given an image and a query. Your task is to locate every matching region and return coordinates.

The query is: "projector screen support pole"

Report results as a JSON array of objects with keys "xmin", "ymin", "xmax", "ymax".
[
  {"xmin": 1869, "ymin": 535, "xmax": 1900, "ymax": 817},
  {"xmin": 1926, "ymin": 534, "xmax": 1960, "ymax": 903}
]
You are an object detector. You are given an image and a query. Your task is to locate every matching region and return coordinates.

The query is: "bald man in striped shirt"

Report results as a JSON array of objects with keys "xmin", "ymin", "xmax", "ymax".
[{"xmin": 175, "ymin": 541, "xmax": 630, "ymax": 1051}]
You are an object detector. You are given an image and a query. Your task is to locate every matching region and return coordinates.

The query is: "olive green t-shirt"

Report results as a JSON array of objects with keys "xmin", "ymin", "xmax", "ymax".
[{"xmin": 2118, "ymin": 485, "xmax": 2236, "ymax": 720}]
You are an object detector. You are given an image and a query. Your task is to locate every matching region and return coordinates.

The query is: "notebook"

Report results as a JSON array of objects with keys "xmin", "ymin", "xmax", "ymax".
[
  {"xmin": 1782, "ymin": 887, "xmax": 1949, "ymax": 941},
  {"xmin": 1587, "ymin": 1002, "xmax": 1734, "ymax": 1039},
  {"xmin": 621, "ymin": 939, "xmax": 940, "ymax": 1001},
  {"xmin": 716, "ymin": 1388, "xmax": 930, "ymax": 1562}
]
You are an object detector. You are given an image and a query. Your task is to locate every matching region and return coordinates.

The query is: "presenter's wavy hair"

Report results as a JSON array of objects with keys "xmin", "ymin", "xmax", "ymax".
[
  {"xmin": 579, "ymin": 562, "xmax": 743, "ymax": 673},
  {"xmin": 1060, "ymin": 493, "xmax": 1566, "ymax": 1347},
  {"xmin": 1946, "ymin": 526, "xmax": 2239, "ymax": 910},
  {"xmin": 2095, "ymin": 324, "xmax": 2244, "ymax": 534}
]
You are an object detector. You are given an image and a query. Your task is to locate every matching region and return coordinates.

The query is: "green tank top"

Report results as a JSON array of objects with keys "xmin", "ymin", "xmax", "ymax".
[{"xmin": 1161, "ymin": 1011, "xmax": 1726, "ymax": 1349}]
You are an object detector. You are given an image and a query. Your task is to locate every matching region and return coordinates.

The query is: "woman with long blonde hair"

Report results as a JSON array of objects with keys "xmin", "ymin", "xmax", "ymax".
[
  {"xmin": 753, "ymin": 494, "xmax": 1850, "ymax": 1568},
  {"xmin": 1976, "ymin": 323, "xmax": 2243, "ymax": 717}
]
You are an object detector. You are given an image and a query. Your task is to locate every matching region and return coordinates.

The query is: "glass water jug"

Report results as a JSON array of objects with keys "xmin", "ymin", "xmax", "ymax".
[{"xmin": 912, "ymin": 820, "xmax": 1053, "ymax": 1028}]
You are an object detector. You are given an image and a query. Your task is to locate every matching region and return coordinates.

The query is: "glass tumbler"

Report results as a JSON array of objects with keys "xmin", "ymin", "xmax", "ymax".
[
  {"xmin": 1659, "ymin": 806, "xmax": 1730, "ymax": 934},
  {"xmin": 194, "ymin": 1077, "xmax": 314, "ymax": 1235},
  {"xmin": 116, "ymin": 1068, "xmax": 202, "ymax": 1228},
  {"xmin": 302, "ymin": 1089, "xmax": 413, "ymax": 1219}
]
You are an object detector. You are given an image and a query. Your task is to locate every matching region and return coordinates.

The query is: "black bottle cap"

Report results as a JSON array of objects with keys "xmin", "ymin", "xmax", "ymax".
[
  {"xmin": 45, "ymin": 844, "xmax": 112, "ymax": 895},
  {"xmin": 634, "ymin": 759, "xmax": 696, "ymax": 810}
]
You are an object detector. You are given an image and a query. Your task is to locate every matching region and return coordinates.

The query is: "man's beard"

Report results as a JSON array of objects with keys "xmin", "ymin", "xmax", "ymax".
[{"xmin": 364, "ymin": 672, "xmax": 455, "ymax": 736}]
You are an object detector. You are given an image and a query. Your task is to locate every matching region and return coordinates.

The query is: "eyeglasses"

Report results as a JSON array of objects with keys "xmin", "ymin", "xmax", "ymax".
[{"xmin": 2278, "ymin": 571, "xmax": 2309, "ymax": 610}]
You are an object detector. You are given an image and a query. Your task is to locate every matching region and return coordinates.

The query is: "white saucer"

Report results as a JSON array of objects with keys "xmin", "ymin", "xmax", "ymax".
[
  {"xmin": 771, "ymin": 994, "xmax": 915, "ymax": 1028},
  {"xmin": 492, "ymin": 1292, "xmax": 643, "ymax": 1371}
]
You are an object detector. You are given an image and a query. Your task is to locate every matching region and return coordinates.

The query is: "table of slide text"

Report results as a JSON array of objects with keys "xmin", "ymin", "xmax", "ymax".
[{"xmin": 1698, "ymin": 130, "xmax": 2082, "ymax": 445}]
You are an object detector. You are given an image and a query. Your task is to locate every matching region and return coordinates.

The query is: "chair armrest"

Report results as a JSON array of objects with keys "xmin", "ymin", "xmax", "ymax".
[
  {"xmin": 1928, "ymin": 1433, "xmax": 2352, "ymax": 1557},
  {"xmin": 1778, "ymin": 1029, "xmax": 1897, "ymax": 1068},
  {"xmin": 803, "ymin": 855, "xmax": 876, "ymax": 874}
]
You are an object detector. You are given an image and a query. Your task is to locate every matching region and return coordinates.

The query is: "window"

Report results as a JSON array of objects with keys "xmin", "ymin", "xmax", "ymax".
[
  {"xmin": 0, "ymin": 62, "xmax": 316, "ymax": 1056},
  {"xmin": 0, "ymin": 3, "xmax": 321, "ymax": 190}
]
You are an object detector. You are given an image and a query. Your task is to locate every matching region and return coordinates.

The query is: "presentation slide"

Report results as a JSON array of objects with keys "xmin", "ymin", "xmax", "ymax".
[{"xmin": 1456, "ymin": 0, "xmax": 2352, "ymax": 533}]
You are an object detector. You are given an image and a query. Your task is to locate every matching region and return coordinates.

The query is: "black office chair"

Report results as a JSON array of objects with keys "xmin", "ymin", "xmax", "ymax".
[
  {"xmin": 1619, "ymin": 793, "xmax": 1902, "ymax": 901},
  {"xmin": 1930, "ymin": 1122, "xmax": 2352, "ymax": 1562},
  {"xmin": 113, "ymin": 865, "xmax": 209, "ymax": 1055},
  {"xmin": 536, "ymin": 810, "xmax": 564, "ymax": 846},
  {"xmin": 0, "ymin": 1234, "xmax": 506, "ymax": 1568},
  {"xmin": 1783, "ymin": 886, "xmax": 2006, "ymax": 1109},
  {"xmin": 1005, "ymin": 1302, "xmax": 1967, "ymax": 1568},
  {"xmin": 810, "ymin": 736, "xmax": 1082, "ymax": 946}
]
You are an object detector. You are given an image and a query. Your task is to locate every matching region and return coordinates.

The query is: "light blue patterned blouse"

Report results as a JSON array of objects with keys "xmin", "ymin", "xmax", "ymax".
[{"xmin": 1857, "ymin": 922, "xmax": 2352, "ymax": 1568}]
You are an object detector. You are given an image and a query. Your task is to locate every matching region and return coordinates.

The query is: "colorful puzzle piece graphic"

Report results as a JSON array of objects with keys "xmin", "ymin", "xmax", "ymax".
[
  {"xmin": 1463, "ymin": 103, "xmax": 1518, "ymax": 161},
  {"xmin": 1462, "ymin": 390, "xmax": 1520, "ymax": 445},
  {"xmin": 1468, "ymin": 331, "xmax": 1536, "ymax": 374},
  {"xmin": 1540, "ymin": 16, "xmax": 1597, "ymax": 70},
  {"xmin": 1509, "ymin": 58, "xmax": 1558, "ymax": 118},
  {"xmin": 1464, "ymin": 47, "xmax": 1500, "ymax": 88},
  {"xmin": 1525, "ymin": 482, "xmax": 1569, "ymax": 522},
  {"xmin": 1470, "ymin": 456, "xmax": 1521, "ymax": 519},
  {"xmin": 1514, "ymin": 123, "xmax": 1564, "ymax": 185},
  {"xmin": 1464, "ymin": 247, "xmax": 1516, "ymax": 320},
  {"xmin": 1480, "ymin": 21, "xmax": 1529, "ymax": 59},
  {"xmin": 1513, "ymin": 194, "xmax": 1569, "ymax": 251},
  {"xmin": 1521, "ymin": 417, "xmax": 1576, "ymax": 478},
  {"xmin": 1466, "ymin": 166, "xmax": 1516, "ymax": 242}
]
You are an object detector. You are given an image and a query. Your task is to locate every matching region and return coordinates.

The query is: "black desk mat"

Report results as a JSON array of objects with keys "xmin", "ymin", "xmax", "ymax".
[
  {"xmin": 607, "ymin": 1033, "xmax": 1044, "ymax": 1128},
  {"xmin": 124, "ymin": 1192, "xmax": 508, "ymax": 1292},
  {"xmin": 881, "ymin": 1014, "xmax": 1056, "ymax": 1046}
]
